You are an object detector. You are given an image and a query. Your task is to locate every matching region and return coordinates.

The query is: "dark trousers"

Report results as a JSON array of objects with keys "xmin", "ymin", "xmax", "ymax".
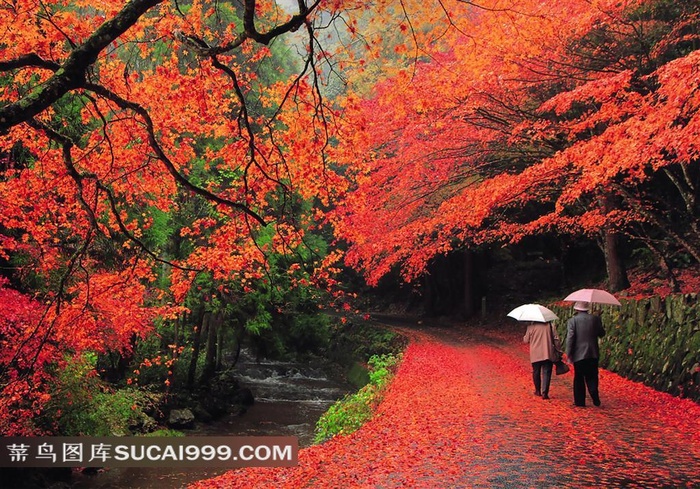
[
  {"xmin": 532, "ymin": 360, "xmax": 553, "ymax": 396},
  {"xmin": 573, "ymin": 357, "xmax": 600, "ymax": 406}
]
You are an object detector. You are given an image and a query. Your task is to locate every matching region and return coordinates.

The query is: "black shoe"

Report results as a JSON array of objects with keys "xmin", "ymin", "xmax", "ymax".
[
  {"xmin": 593, "ymin": 398, "xmax": 601, "ymax": 406},
  {"xmin": 574, "ymin": 403, "xmax": 585, "ymax": 407},
  {"xmin": 534, "ymin": 390, "xmax": 541, "ymax": 397},
  {"xmin": 542, "ymin": 394, "xmax": 550, "ymax": 400}
]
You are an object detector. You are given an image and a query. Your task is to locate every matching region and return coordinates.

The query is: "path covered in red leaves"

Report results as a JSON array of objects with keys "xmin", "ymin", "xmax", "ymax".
[{"xmin": 190, "ymin": 323, "xmax": 700, "ymax": 488}]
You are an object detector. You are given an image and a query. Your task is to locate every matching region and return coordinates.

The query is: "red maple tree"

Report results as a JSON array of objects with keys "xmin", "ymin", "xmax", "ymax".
[
  {"xmin": 331, "ymin": 0, "xmax": 700, "ymax": 294},
  {"xmin": 0, "ymin": 0, "xmax": 354, "ymax": 433}
]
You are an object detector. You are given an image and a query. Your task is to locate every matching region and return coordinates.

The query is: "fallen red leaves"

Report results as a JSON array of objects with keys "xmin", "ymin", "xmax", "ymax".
[{"xmin": 190, "ymin": 326, "xmax": 700, "ymax": 488}]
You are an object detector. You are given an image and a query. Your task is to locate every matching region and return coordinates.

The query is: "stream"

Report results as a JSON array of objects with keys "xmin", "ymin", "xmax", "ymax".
[{"xmin": 69, "ymin": 350, "xmax": 352, "ymax": 489}]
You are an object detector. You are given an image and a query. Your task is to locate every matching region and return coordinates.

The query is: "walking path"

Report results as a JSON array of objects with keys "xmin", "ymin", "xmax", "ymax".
[{"xmin": 190, "ymin": 320, "xmax": 700, "ymax": 488}]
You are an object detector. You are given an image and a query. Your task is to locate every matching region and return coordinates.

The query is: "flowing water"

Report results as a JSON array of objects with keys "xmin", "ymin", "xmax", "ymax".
[{"xmin": 68, "ymin": 350, "xmax": 352, "ymax": 489}]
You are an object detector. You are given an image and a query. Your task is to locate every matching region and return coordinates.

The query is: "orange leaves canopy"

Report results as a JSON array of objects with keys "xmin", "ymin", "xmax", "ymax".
[
  {"xmin": 331, "ymin": 0, "xmax": 700, "ymax": 284},
  {"xmin": 0, "ymin": 0, "xmax": 348, "ymax": 433}
]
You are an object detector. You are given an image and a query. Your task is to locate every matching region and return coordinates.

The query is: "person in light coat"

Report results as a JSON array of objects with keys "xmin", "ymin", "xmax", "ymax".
[
  {"xmin": 523, "ymin": 321, "xmax": 563, "ymax": 400},
  {"xmin": 566, "ymin": 301, "xmax": 606, "ymax": 407}
]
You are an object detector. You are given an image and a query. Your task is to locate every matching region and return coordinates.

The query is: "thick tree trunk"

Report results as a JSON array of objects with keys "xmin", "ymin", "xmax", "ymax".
[
  {"xmin": 602, "ymin": 229, "xmax": 630, "ymax": 292},
  {"xmin": 599, "ymin": 192, "xmax": 630, "ymax": 292}
]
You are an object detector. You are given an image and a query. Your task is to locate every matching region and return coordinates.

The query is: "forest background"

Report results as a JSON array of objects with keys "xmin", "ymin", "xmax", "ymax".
[{"xmin": 1, "ymin": 0, "xmax": 700, "ymax": 439}]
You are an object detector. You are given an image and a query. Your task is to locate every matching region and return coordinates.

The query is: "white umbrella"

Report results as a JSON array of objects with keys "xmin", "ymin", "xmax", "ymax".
[
  {"xmin": 507, "ymin": 304, "xmax": 558, "ymax": 322},
  {"xmin": 563, "ymin": 288, "xmax": 621, "ymax": 306}
]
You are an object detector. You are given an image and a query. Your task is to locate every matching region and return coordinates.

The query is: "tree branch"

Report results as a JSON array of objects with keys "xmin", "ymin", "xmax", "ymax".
[
  {"xmin": 83, "ymin": 83, "xmax": 268, "ymax": 225},
  {"xmin": 27, "ymin": 117, "xmax": 203, "ymax": 273},
  {"xmin": 179, "ymin": 0, "xmax": 322, "ymax": 56},
  {"xmin": 0, "ymin": 0, "xmax": 163, "ymax": 133},
  {"xmin": 0, "ymin": 54, "xmax": 60, "ymax": 71}
]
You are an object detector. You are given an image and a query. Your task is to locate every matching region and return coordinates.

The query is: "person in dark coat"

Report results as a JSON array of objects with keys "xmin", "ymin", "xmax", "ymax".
[
  {"xmin": 565, "ymin": 301, "xmax": 606, "ymax": 407},
  {"xmin": 523, "ymin": 321, "xmax": 562, "ymax": 400}
]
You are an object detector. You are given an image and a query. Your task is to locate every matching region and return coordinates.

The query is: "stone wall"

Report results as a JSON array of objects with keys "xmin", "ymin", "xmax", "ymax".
[{"xmin": 550, "ymin": 294, "xmax": 700, "ymax": 403}]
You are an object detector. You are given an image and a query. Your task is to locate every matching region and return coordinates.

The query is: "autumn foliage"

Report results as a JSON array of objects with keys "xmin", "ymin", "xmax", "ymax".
[
  {"xmin": 330, "ymin": 0, "xmax": 700, "ymax": 292},
  {"xmin": 1, "ymin": 0, "xmax": 699, "ymax": 436},
  {"xmin": 0, "ymin": 0, "xmax": 351, "ymax": 433}
]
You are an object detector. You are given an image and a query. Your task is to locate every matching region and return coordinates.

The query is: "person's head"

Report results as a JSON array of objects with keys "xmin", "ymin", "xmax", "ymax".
[{"xmin": 573, "ymin": 301, "xmax": 590, "ymax": 313}]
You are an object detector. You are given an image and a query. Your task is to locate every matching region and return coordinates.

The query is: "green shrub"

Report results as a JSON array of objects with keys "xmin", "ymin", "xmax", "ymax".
[
  {"xmin": 43, "ymin": 353, "xmax": 161, "ymax": 436},
  {"xmin": 367, "ymin": 353, "xmax": 399, "ymax": 387},
  {"xmin": 314, "ymin": 353, "xmax": 400, "ymax": 444}
]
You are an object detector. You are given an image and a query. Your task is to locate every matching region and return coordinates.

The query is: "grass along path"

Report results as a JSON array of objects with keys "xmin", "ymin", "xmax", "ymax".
[{"xmin": 189, "ymin": 322, "xmax": 700, "ymax": 488}]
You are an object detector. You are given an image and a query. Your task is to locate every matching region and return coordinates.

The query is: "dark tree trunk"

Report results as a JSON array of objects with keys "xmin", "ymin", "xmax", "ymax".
[
  {"xmin": 599, "ymin": 193, "xmax": 630, "ymax": 292},
  {"xmin": 187, "ymin": 310, "xmax": 206, "ymax": 388},
  {"xmin": 201, "ymin": 312, "xmax": 220, "ymax": 384},
  {"xmin": 463, "ymin": 249, "xmax": 476, "ymax": 319},
  {"xmin": 216, "ymin": 322, "xmax": 224, "ymax": 371},
  {"xmin": 423, "ymin": 254, "xmax": 462, "ymax": 317},
  {"xmin": 421, "ymin": 250, "xmax": 481, "ymax": 319},
  {"xmin": 602, "ymin": 229, "xmax": 630, "ymax": 292}
]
